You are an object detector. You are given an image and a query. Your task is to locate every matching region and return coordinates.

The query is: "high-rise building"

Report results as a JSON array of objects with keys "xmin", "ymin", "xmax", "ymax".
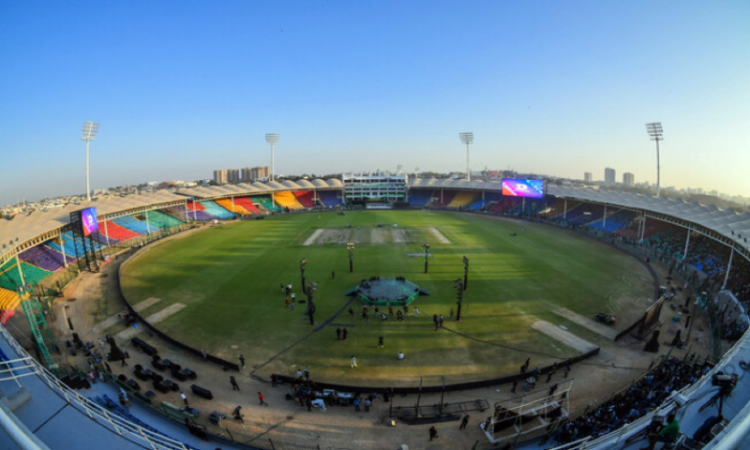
[
  {"xmin": 227, "ymin": 169, "xmax": 240, "ymax": 183},
  {"xmin": 213, "ymin": 169, "xmax": 228, "ymax": 185},
  {"xmin": 240, "ymin": 167, "xmax": 253, "ymax": 182},
  {"xmin": 584, "ymin": 172, "xmax": 593, "ymax": 183},
  {"xmin": 623, "ymin": 172, "xmax": 635, "ymax": 188},
  {"xmin": 604, "ymin": 168, "xmax": 616, "ymax": 186},
  {"xmin": 251, "ymin": 166, "xmax": 269, "ymax": 180}
]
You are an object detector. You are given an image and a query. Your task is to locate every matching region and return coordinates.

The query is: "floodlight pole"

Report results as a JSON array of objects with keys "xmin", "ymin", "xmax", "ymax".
[
  {"xmin": 82, "ymin": 121, "xmax": 100, "ymax": 201},
  {"xmin": 265, "ymin": 133, "xmax": 280, "ymax": 182},
  {"xmin": 300, "ymin": 259, "xmax": 307, "ymax": 295},
  {"xmin": 459, "ymin": 132, "xmax": 474, "ymax": 182},
  {"xmin": 645, "ymin": 123, "xmax": 663, "ymax": 198},
  {"xmin": 422, "ymin": 243, "xmax": 430, "ymax": 273},
  {"xmin": 347, "ymin": 242, "xmax": 355, "ymax": 273}
]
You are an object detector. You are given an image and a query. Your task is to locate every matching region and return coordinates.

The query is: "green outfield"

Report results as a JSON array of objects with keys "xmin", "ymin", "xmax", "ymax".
[{"xmin": 120, "ymin": 210, "xmax": 653, "ymax": 386}]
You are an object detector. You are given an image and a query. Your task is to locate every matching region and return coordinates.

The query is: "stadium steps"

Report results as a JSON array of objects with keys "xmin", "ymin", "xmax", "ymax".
[
  {"xmin": 293, "ymin": 190, "xmax": 315, "ymax": 207},
  {"xmin": 199, "ymin": 200, "xmax": 236, "ymax": 219},
  {"xmin": 447, "ymin": 191, "xmax": 477, "ymax": 208},
  {"xmin": 252, "ymin": 195, "xmax": 282, "ymax": 212},
  {"xmin": 215, "ymin": 198, "xmax": 250, "ymax": 215},
  {"xmin": 273, "ymin": 191, "xmax": 304, "ymax": 210},
  {"xmin": 0, "ymin": 258, "xmax": 52, "ymax": 291},
  {"xmin": 232, "ymin": 197, "xmax": 262, "ymax": 214},
  {"xmin": 113, "ymin": 216, "xmax": 153, "ymax": 235},
  {"xmin": 0, "ymin": 287, "xmax": 19, "ymax": 311},
  {"xmin": 408, "ymin": 189, "xmax": 433, "ymax": 206},
  {"xmin": 100, "ymin": 220, "xmax": 142, "ymax": 241},
  {"xmin": 145, "ymin": 210, "xmax": 184, "ymax": 229},
  {"xmin": 317, "ymin": 190, "xmax": 344, "ymax": 207}
]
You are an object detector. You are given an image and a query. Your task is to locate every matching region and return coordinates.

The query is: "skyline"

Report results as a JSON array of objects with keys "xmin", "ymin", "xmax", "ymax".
[{"xmin": 1, "ymin": 1, "xmax": 749, "ymax": 206}]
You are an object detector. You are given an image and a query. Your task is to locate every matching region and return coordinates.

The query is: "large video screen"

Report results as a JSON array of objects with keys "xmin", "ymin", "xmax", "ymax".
[
  {"xmin": 81, "ymin": 207, "xmax": 99, "ymax": 236},
  {"xmin": 501, "ymin": 178, "xmax": 546, "ymax": 198}
]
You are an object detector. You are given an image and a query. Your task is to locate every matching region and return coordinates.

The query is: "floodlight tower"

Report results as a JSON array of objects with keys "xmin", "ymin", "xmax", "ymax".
[
  {"xmin": 265, "ymin": 133, "xmax": 280, "ymax": 182},
  {"xmin": 459, "ymin": 132, "xmax": 474, "ymax": 181},
  {"xmin": 645, "ymin": 123, "xmax": 664, "ymax": 198},
  {"xmin": 82, "ymin": 121, "xmax": 100, "ymax": 201}
]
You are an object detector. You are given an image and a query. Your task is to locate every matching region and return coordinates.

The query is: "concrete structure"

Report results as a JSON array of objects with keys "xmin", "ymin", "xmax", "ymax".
[
  {"xmin": 604, "ymin": 167, "xmax": 616, "ymax": 186},
  {"xmin": 623, "ymin": 172, "xmax": 635, "ymax": 187}
]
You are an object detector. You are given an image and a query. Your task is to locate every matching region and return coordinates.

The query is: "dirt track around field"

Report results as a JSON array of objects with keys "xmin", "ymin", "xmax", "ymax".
[{"xmin": 12, "ymin": 219, "xmax": 714, "ymax": 450}]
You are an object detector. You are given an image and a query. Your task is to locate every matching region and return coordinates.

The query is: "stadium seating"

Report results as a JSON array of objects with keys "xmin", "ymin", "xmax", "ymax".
[
  {"xmin": 432, "ymin": 190, "xmax": 457, "ymax": 208},
  {"xmin": 0, "ymin": 287, "xmax": 19, "ymax": 312},
  {"xmin": 19, "ymin": 245, "xmax": 67, "ymax": 272},
  {"xmin": 45, "ymin": 231, "xmax": 103, "ymax": 257},
  {"xmin": 466, "ymin": 191, "xmax": 501, "ymax": 210},
  {"xmin": 145, "ymin": 210, "xmax": 183, "ymax": 229},
  {"xmin": 293, "ymin": 190, "xmax": 315, "ymax": 207},
  {"xmin": 187, "ymin": 210, "xmax": 214, "ymax": 221},
  {"xmin": 113, "ymin": 216, "xmax": 153, "ymax": 235},
  {"xmin": 186, "ymin": 201, "xmax": 205, "ymax": 211},
  {"xmin": 215, "ymin": 198, "xmax": 251, "ymax": 215},
  {"xmin": 588, "ymin": 210, "xmax": 637, "ymax": 233},
  {"xmin": 100, "ymin": 220, "xmax": 142, "ymax": 242},
  {"xmin": 0, "ymin": 258, "xmax": 51, "ymax": 291},
  {"xmin": 273, "ymin": 191, "xmax": 304, "ymax": 210},
  {"xmin": 232, "ymin": 197, "xmax": 262, "ymax": 214},
  {"xmin": 317, "ymin": 190, "xmax": 344, "ymax": 207},
  {"xmin": 447, "ymin": 191, "xmax": 478, "ymax": 209},
  {"xmin": 251, "ymin": 195, "xmax": 282, "ymax": 212},
  {"xmin": 408, "ymin": 189, "xmax": 433, "ymax": 206},
  {"xmin": 198, "ymin": 201, "xmax": 236, "ymax": 220}
]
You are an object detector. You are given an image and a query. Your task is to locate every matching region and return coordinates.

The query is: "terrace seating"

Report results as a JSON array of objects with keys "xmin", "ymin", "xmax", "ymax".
[
  {"xmin": 0, "ymin": 258, "xmax": 52, "ymax": 291},
  {"xmin": 431, "ymin": 190, "xmax": 457, "ymax": 208},
  {"xmin": 199, "ymin": 200, "xmax": 236, "ymax": 220},
  {"xmin": 293, "ymin": 190, "xmax": 315, "ymax": 207},
  {"xmin": 45, "ymin": 231, "xmax": 100, "ymax": 257},
  {"xmin": 447, "ymin": 191, "xmax": 477, "ymax": 208},
  {"xmin": 0, "ymin": 288, "xmax": 19, "ymax": 312},
  {"xmin": 186, "ymin": 210, "xmax": 214, "ymax": 221},
  {"xmin": 186, "ymin": 200, "xmax": 206, "ymax": 211},
  {"xmin": 215, "ymin": 198, "xmax": 251, "ymax": 215},
  {"xmin": 251, "ymin": 195, "xmax": 282, "ymax": 212},
  {"xmin": 317, "ymin": 190, "xmax": 344, "ymax": 207},
  {"xmin": 113, "ymin": 216, "xmax": 152, "ymax": 235},
  {"xmin": 145, "ymin": 210, "xmax": 183, "ymax": 229},
  {"xmin": 100, "ymin": 220, "xmax": 141, "ymax": 241},
  {"xmin": 19, "ymin": 245, "xmax": 67, "ymax": 271},
  {"xmin": 273, "ymin": 191, "xmax": 304, "ymax": 210},
  {"xmin": 232, "ymin": 197, "xmax": 262, "ymax": 214},
  {"xmin": 408, "ymin": 189, "xmax": 433, "ymax": 206}
]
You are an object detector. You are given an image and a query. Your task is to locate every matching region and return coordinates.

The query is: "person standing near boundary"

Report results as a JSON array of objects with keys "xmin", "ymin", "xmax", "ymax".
[
  {"xmin": 230, "ymin": 376, "xmax": 240, "ymax": 391},
  {"xmin": 258, "ymin": 391, "xmax": 268, "ymax": 406},
  {"xmin": 180, "ymin": 391, "xmax": 188, "ymax": 406},
  {"xmin": 350, "ymin": 356, "xmax": 357, "ymax": 368},
  {"xmin": 336, "ymin": 327, "xmax": 341, "ymax": 340},
  {"xmin": 460, "ymin": 415, "xmax": 470, "ymax": 430},
  {"xmin": 429, "ymin": 426, "xmax": 438, "ymax": 440},
  {"xmin": 239, "ymin": 354, "xmax": 245, "ymax": 369},
  {"xmin": 378, "ymin": 336, "xmax": 384, "ymax": 348},
  {"xmin": 342, "ymin": 328, "xmax": 348, "ymax": 340}
]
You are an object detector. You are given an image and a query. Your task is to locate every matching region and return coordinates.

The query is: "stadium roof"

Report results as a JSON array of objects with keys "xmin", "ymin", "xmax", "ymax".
[{"xmin": 1, "ymin": 179, "xmax": 749, "ymax": 259}]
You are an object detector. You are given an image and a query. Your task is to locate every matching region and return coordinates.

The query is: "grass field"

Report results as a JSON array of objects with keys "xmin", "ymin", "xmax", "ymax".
[{"xmin": 120, "ymin": 210, "xmax": 654, "ymax": 386}]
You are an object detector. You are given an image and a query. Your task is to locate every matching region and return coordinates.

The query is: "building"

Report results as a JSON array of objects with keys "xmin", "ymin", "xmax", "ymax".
[
  {"xmin": 584, "ymin": 172, "xmax": 593, "ymax": 183},
  {"xmin": 241, "ymin": 166, "xmax": 270, "ymax": 182},
  {"xmin": 604, "ymin": 167, "xmax": 616, "ymax": 186},
  {"xmin": 343, "ymin": 173, "xmax": 408, "ymax": 205},
  {"xmin": 623, "ymin": 172, "xmax": 635, "ymax": 188},
  {"xmin": 227, "ymin": 168, "xmax": 240, "ymax": 183},
  {"xmin": 213, "ymin": 169, "xmax": 228, "ymax": 185}
]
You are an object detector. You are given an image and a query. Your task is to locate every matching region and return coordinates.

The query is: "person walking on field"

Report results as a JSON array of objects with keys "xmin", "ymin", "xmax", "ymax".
[
  {"xmin": 350, "ymin": 356, "xmax": 358, "ymax": 368},
  {"xmin": 230, "ymin": 376, "xmax": 240, "ymax": 391},
  {"xmin": 460, "ymin": 415, "xmax": 470, "ymax": 430},
  {"xmin": 258, "ymin": 391, "xmax": 268, "ymax": 406},
  {"xmin": 378, "ymin": 336, "xmax": 384, "ymax": 348},
  {"xmin": 429, "ymin": 426, "xmax": 438, "ymax": 440},
  {"xmin": 336, "ymin": 327, "xmax": 342, "ymax": 340}
]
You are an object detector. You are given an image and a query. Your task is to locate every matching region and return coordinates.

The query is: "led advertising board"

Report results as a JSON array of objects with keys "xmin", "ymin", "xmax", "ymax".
[
  {"xmin": 81, "ymin": 207, "xmax": 99, "ymax": 237},
  {"xmin": 501, "ymin": 178, "xmax": 546, "ymax": 198}
]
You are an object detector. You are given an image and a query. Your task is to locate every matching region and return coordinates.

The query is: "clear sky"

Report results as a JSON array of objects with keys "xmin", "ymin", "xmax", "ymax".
[{"xmin": 1, "ymin": 1, "xmax": 749, "ymax": 206}]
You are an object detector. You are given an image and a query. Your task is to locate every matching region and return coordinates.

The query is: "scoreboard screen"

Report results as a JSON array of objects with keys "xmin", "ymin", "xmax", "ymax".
[
  {"xmin": 81, "ymin": 207, "xmax": 99, "ymax": 236},
  {"xmin": 501, "ymin": 178, "xmax": 545, "ymax": 198}
]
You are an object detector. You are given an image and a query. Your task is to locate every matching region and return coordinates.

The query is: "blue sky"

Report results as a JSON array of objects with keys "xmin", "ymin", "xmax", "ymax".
[{"xmin": 1, "ymin": 1, "xmax": 749, "ymax": 206}]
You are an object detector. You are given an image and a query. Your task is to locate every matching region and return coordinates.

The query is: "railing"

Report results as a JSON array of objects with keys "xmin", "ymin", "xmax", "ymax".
[{"xmin": 0, "ymin": 323, "xmax": 192, "ymax": 450}]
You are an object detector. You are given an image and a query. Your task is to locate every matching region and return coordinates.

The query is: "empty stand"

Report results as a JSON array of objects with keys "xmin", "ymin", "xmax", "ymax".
[
  {"xmin": 447, "ymin": 191, "xmax": 478, "ymax": 208},
  {"xmin": 232, "ymin": 197, "xmax": 262, "ymax": 214},
  {"xmin": 113, "ymin": 216, "xmax": 153, "ymax": 235},
  {"xmin": 0, "ymin": 258, "xmax": 51, "ymax": 291},
  {"xmin": 145, "ymin": 210, "xmax": 184, "ymax": 229},
  {"xmin": 293, "ymin": 190, "xmax": 315, "ymax": 207},
  {"xmin": 19, "ymin": 245, "xmax": 67, "ymax": 272},
  {"xmin": 317, "ymin": 190, "xmax": 344, "ymax": 207},
  {"xmin": 251, "ymin": 195, "xmax": 282, "ymax": 212},
  {"xmin": 215, "ymin": 198, "xmax": 250, "ymax": 215},
  {"xmin": 100, "ymin": 220, "xmax": 141, "ymax": 242},
  {"xmin": 408, "ymin": 189, "xmax": 433, "ymax": 207},
  {"xmin": 198, "ymin": 200, "xmax": 236, "ymax": 220},
  {"xmin": 273, "ymin": 191, "xmax": 304, "ymax": 210},
  {"xmin": 432, "ymin": 190, "xmax": 457, "ymax": 208}
]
